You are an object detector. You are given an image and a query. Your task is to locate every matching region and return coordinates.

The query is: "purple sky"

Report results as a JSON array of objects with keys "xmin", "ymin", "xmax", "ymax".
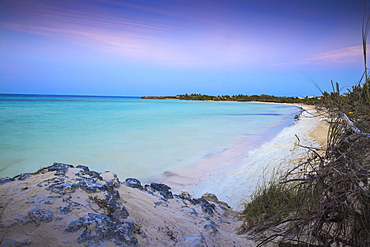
[{"xmin": 0, "ymin": 0, "xmax": 367, "ymax": 96}]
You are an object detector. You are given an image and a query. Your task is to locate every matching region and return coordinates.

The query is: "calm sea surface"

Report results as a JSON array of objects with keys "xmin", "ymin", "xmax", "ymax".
[{"xmin": 0, "ymin": 94, "xmax": 300, "ymax": 181}]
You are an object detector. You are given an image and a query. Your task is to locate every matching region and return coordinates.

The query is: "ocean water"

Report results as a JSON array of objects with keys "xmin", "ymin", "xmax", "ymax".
[{"xmin": 0, "ymin": 94, "xmax": 300, "ymax": 182}]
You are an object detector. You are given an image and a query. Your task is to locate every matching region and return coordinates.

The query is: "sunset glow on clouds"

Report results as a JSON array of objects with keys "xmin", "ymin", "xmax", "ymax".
[{"xmin": 0, "ymin": 0, "xmax": 367, "ymax": 96}]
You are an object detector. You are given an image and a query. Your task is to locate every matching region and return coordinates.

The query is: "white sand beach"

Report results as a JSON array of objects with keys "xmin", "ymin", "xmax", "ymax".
[
  {"xmin": 0, "ymin": 104, "xmax": 328, "ymax": 246},
  {"xmin": 157, "ymin": 104, "xmax": 329, "ymax": 209}
]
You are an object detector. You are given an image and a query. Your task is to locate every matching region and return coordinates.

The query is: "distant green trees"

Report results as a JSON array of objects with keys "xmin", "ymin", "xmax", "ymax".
[{"xmin": 175, "ymin": 93, "xmax": 321, "ymax": 105}]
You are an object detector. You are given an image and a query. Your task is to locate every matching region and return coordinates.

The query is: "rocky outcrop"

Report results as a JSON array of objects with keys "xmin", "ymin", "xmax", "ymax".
[{"xmin": 0, "ymin": 163, "xmax": 253, "ymax": 246}]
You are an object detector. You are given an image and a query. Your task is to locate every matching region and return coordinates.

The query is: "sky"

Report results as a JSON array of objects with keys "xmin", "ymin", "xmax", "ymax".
[{"xmin": 0, "ymin": 0, "xmax": 368, "ymax": 97}]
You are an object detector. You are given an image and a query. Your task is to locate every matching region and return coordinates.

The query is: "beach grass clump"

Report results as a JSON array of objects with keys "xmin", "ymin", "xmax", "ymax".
[
  {"xmin": 239, "ymin": 65, "xmax": 370, "ymax": 246},
  {"xmin": 241, "ymin": 184, "xmax": 284, "ymax": 225},
  {"xmin": 238, "ymin": 7, "xmax": 370, "ymax": 246},
  {"xmin": 241, "ymin": 178, "xmax": 293, "ymax": 227},
  {"xmin": 239, "ymin": 81, "xmax": 370, "ymax": 247},
  {"xmin": 239, "ymin": 89, "xmax": 370, "ymax": 246},
  {"xmin": 238, "ymin": 170, "xmax": 316, "ymax": 234}
]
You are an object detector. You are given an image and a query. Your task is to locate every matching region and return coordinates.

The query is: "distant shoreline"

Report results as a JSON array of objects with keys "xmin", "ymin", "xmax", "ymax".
[
  {"xmin": 141, "ymin": 94, "xmax": 321, "ymax": 105},
  {"xmin": 141, "ymin": 96, "xmax": 180, "ymax": 100}
]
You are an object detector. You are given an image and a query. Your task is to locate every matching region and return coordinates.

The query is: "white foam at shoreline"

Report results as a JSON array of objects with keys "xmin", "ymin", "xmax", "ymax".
[
  {"xmin": 203, "ymin": 106, "xmax": 321, "ymax": 209},
  {"xmin": 159, "ymin": 105, "xmax": 322, "ymax": 210}
]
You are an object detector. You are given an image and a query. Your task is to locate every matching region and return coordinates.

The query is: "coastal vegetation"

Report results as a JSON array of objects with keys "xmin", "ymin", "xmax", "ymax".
[
  {"xmin": 239, "ymin": 12, "xmax": 370, "ymax": 246},
  {"xmin": 239, "ymin": 78, "xmax": 370, "ymax": 247},
  {"xmin": 142, "ymin": 94, "xmax": 321, "ymax": 105}
]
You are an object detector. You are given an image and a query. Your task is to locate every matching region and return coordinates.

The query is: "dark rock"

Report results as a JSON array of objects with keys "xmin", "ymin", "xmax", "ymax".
[
  {"xmin": 191, "ymin": 198, "xmax": 216, "ymax": 216},
  {"xmin": 88, "ymin": 212, "xmax": 111, "ymax": 222},
  {"xmin": 115, "ymin": 222, "xmax": 138, "ymax": 246},
  {"xmin": 201, "ymin": 192, "xmax": 230, "ymax": 210},
  {"xmin": 1, "ymin": 239, "xmax": 32, "ymax": 246},
  {"xmin": 77, "ymin": 228, "xmax": 93, "ymax": 244},
  {"xmin": 204, "ymin": 221, "xmax": 219, "ymax": 235},
  {"xmin": 150, "ymin": 183, "xmax": 173, "ymax": 199},
  {"xmin": 200, "ymin": 199, "xmax": 216, "ymax": 216},
  {"xmin": 105, "ymin": 187, "xmax": 120, "ymax": 199},
  {"xmin": 25, "ymin": 200, "xmax": 36, "ymax": 204},
  {"xmin": 59, "ymin": 206, "xmax": 72, "ymax": 215},
  {"xmin": 200, "ymin": 193, "xmax": 218, "ymax": 202},
  {"xmin": 48, "ymin": 163, "xmax": 74, "ymax": 176},
  {"xmin": 117, "ymin": 206, "xmax": 130, "ymax": 219},
  {"xmin": 154, "ymin": 201, "xmax": 168, "ymax": 207},
  {"xmin": 50, "ymin": 162, "xmax": 74, "ymax": 169},
  {"xmin": 78, "ymin": 180, "xmax": 97, "ymax": 193},
  {"xmin": 150, "ymin": 182, "xmax": 170, "ymax": 191},
  {"xmin": 0, "ymin": 177, "xmax": 14, "ymax": 184},
  {"xmin": 125, "ymin": 178, "xmax": 143, "ymax": 189},
  {"xmin": 76, "ymin": 165, "xmax": 90, "ymax": 172},
  {"xmin": 13, "ymin": 173, "xmax": 33, "ymax": 181},
  {"xmin": 68, "ymin": 213, "xmax": 137, "ymax": 246},
  {"xmin": 188, "ymin": 207, "xmax": 198, "ymax": 216},
  {"xmin": 5, "ymin": 164, "xmax": 139, "ymax": 246},
  {"xmin": 101, "ymin": 182, "xmax": 120, "ymax": 202},
  {"xmin": 105, "ymin": 173, "xmax": 120, "ymax": 188},
  {"xmin": 65, "ymin": 217, "xmax": 86, "ymax": 233},
  {"xmin": 43, "ymin": 177, "xmax": 78, "ymax": 195},
  {"xmin": 75, "ymin": 175, "xmax": 106, "ymax": 193},
  {"xmin": 84, "ymin": 170, "xmax": 103, "ymax": 180},
  {"xmin": 27, "ymin": 208, "xmax": 53, "ymax": 226},
  {"xmin": 179, "ymin": 191, "xmax": 192, "ymax": 200},
  {"xmin": 68, "ymin": 201, "xmax": 82, "ymax": 208},
  {"xmin": 62, "ymin": 195, "xmax": 72, "ymax": 202},
  {"xmin": 47, "ymin": 195, "xmax": 62, "ymax": 199},
  {"xmin": 61, "ymin": 183, "xmax": 73, "ymax": 191},
  {"xmin": 106, "ymin": 198, "xmax": 129, "ymax": 220}
]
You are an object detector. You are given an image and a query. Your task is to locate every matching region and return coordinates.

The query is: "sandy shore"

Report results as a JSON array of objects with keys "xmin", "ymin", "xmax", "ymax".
[
  {"xmin": 0, "ymin": 163, "xmax": 254, "ymax": 246},
  {"xmin": 0, "ymin": 104, "xmax": 329, "ymax": 246},
  {"xmin": 157, "ymin": 104, "xmax": 329, "ymax": 209}
]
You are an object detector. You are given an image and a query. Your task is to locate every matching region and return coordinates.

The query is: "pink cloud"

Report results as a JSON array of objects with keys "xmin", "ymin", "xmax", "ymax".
[
  {"xmin": 0, "ymin": 0, "xmax": 316, "ymax": 69},
  {"xmin": 307, "ymin": 45, "xmax": 366, "ymax": 63},
  {"xmin": 271, "ymin": 45, "xmax": 367, "ymax": 68}
]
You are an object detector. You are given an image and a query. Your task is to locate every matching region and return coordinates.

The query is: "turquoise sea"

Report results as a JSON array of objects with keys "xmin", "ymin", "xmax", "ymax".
[{"xmin": 0, "ymin": 94, "xmax": 300, "ymax": 182}]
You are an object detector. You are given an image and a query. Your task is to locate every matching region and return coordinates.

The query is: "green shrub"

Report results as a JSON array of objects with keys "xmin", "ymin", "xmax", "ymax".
[{"xmin": 239, "ymin": 171, "xmax": 315, "ymax": 234}]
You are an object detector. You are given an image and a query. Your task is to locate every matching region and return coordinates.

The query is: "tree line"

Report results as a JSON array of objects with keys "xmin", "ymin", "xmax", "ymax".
[{"xmin": 142, "ymin": 94, "xmax": 322, "ymax": 105}]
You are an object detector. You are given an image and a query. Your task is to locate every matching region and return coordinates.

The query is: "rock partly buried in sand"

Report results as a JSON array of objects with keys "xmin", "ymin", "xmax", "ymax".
[
  {"xmin": 147, "ymin": 182, "xmax": 174, "ymax": 199},
  {"xmin": 1, "ymin": 163, "xmax": 137, "ymax": 246},
  {"xmin": 124, "ymin": 177, "xmax": 143, "ymax": 189},
  {"xmin": 0, "ymin": 162, "xmax": 250, "ymax": 246}
]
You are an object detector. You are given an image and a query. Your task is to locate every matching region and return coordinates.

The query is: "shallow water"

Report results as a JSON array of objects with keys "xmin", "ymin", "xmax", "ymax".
[{"xmin": 0, "ymin": 94, "xmax": 300, "ymax": 182}]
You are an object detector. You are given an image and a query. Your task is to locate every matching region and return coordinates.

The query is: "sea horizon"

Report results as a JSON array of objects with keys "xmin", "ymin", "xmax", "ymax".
[{"xmin": 0, "ymin": 93, "xmax": 143, "ymax": 99}]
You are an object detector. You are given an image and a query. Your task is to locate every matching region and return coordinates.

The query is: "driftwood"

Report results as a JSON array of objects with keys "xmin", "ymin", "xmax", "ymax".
[{"xmin": 339, "ymin": 111, "xmax": 370, "ymax": 137}]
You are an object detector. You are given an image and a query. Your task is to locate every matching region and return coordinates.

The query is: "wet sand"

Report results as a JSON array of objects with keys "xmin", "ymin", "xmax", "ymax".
[{"xmin": 157, "ymin": 104, "xmax": 329, "ymax": 209}]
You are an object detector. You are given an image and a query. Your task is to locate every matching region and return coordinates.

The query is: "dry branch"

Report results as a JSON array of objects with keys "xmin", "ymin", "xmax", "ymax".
[{"xmin": 339, "ymin": 111, "xmax": 370, "ymax": 137}]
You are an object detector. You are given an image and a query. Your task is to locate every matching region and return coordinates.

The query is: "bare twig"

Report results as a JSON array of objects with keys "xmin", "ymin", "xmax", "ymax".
[{"xmin": 339, "ymin": 111, "xmax": 370, "ymax": 137}]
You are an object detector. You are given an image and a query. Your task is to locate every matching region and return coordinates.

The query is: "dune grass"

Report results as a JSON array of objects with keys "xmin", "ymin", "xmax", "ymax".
[
  {"xmin": 239, "ymin": 8, "xmax": 370, "ymax": 245},
  {"xmin": 240, "ymin": 79, "xmax": 370, "ymax": 246},
  {"xmin": 239, "ymin": 170, "xmax": 315, "ymax": 234}
]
